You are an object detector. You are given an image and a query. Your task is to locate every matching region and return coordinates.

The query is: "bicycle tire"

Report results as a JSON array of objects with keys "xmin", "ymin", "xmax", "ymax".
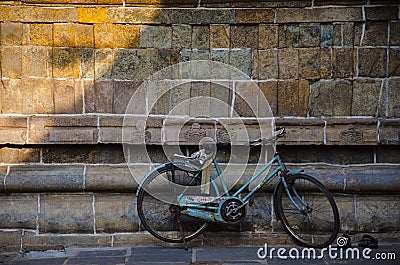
[
  {"xmin": 137, "ymin": 164, "xmax": 208, "ymax": 243},
  {"xmin": 274, "ymin": 174, "xmax": 340, "ymax": 248}
]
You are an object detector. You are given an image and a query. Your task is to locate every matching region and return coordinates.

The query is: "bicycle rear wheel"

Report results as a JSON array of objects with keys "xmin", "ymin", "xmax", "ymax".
[
  {"xmin": 137, "ymin": 164, "xmax": 208, "ymax": 243},
  {"xmin": 274, "ymin": 174, "xmax": 339, "ymax": 248}
]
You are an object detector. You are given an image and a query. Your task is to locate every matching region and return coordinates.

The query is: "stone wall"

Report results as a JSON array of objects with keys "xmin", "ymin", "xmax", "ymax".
[{"xmin": 1, "ymin": 0, "xmax": 400, "ymax": 252}]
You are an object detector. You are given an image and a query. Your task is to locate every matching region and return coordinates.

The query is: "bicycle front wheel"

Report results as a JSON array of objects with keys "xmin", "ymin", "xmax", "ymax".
[
  {"xmin": 274, "ymin": 174, "xmax": 339, "ymax": 248},
  {"xmin": 137, "ymin": 165, "xmax": 208, "ymax": 243}
]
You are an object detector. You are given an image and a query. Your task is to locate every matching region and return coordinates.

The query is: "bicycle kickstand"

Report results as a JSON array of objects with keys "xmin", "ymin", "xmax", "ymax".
[{"xmin": 175, "ymin": 215, "xmax": 188, "ymax": 251}]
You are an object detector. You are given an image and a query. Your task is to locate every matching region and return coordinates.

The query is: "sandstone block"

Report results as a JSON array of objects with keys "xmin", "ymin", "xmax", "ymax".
[
  {"xmin": 390, "ymin": 21, "xmax": 400, "ymax": 46},
  {"xmin": 192, "ymin": 26, "xmax": 210, "ymax": 50},
  {"xmin": 112, "ymin": 80, "xmax": 143, "ymax": 114},
  {"xmin": 0, "ymin": 195, "xmax": 37, "ymax": 229},
  {"xmin": 258, "ymin": 49, "xmax": 278, "ymax": 79},
  {"xmin": 29, "ymin": 115, "xmax": 98, "ymax": 144},
  {"xmin": 139, "ymin": 25, "xmax": 172, "ymax": 49},
  {"xmin": 39, "ymin": 194, "xmax": 94, "ymax": 233},
  {"xmin": 231, "ymin": 25, "xmax": 258, "ymax": 49},
  {"xmin": 299, "ymin": 48, "xmax": 320, "ymax": 79},
  {"xmin": 320, "ymin": 48, "xmax": 332, "ymax": 78},
  {"xmin": 1, "ymin": 22, "xmax": 23, "ymax": 45},
  {"xmin": 94, "ymin": 23, "xmax": 114, "ymax": 49},
  {"xmin": 235, "ymin": 8, "xmax": 274, "ymax": 23},
  {"xmin": 277, "ymin": 80, "xmax": 309, "ymax": 117},
  {"xmin": 0, "ymin": 230, "xmax": 22, "ymax": 253},
  {"xmin": 333, "ymin": 195, "xmax": 358, "ymax": 233},
  {"xmin": 94, "ymin": 49, "xmax": 114, "ymax": 80},
  {"xmin": 259, "ymin": 24, "xmax": 278, "ymax": 49},
  {"xmin": 1, "ymin": 46, "xmax": 22, "ymax": 78},
  {"xmin": 275, "ymin": 118, "xmax": 324, "ymax": 145},
  {"xmin": 24, "ymin": 23, "xmax": 53, "ymax": 46},
  {"xmin": 276, "ymin": 7, "xmax": 362, "ymax": 23},
  {"xmin": 229, "ymin": 49, "xmax": 252, "ymax": 77},
  {"xmin": 22, "ymin": 46, "xmax": 52, "ymax": 78},
  {"xmin": 0, "ymin": 116, "xmax": 27, "ymax": 144},
  {"xmin": 365, "ymin": 6, "xmax": 398, "ymax": 21},
  {"xmin": 52, "ymin": 47, "xmax": 80, "ymax": 78},
  {"xmin": 379, "ymin": 119, "xmax": 400, "ymax": 144},
  {"xmin": 95, "ymin": 194, "xmax": 139, "ymax": 233},
  {"xmin": 0, "ymin": 6, "xmax": 77, "ymax": 23},
  {"xmin": 362, "ymin": 22, "xmax": 388, "ymax": 46},
  {"xmin": 356, "ymin": 196, "xmax": 400, "ymax": 232},
  {"xmin": 389, "ymin": 48, "xmax": 400, "ymax": 76},
  {"xmin": 388, "ymin": 78, "xmax": 400, "ymax": 118},
  {"xmin": 85, "ymin": 165, "xmax": 138, "ymax": 192},
  {"xmin": 326, "ymin": 118, "xmax": 377, "ymax": 145},
  {"xmin": 6, "ymin": 165, "xmax": 84, "ymax": 192},
  {"xmin": 333, "ymin": 48, "xmax": 354, "ymax": 78},
  {"xmin": 113, "ymin": 24, "xmax": 140, "ymax": 49},
  {"xmin": 358, "ymin": 48, "xmax": 387, "ymax": 77},
  {"xmin": 77, "ymin": 7, "xmax": 107, "ymax": 24},
  {"xmin": 53, "ymin": 79, "xmax": 83, "ymax": 114},
  {"xmin": 74, "ymin": 24, "xmax": 94, "ymax": 48},
  {"xmin": 210, "ymin": 24, "xmax": 230, "ymax": 48},
  {"xmin": 54, "ymin": 23, "xmax": 75, "ymax": 47},
  {"xmin": 78, "ymin": 48, "xmax": 95, "ymax": 78},
  {"xmin": 0, "ymin": 147, "xmax": 40, "ymax": 164},
  {"xmin": 22, "ymin": 232, "xmax": 111, "ymax": 252},
  {"xmin": 278, "ymin": 49, "xmax": 298, "ymax": 79},
  {"xmin": 309, "ymin": 80, "xmax": 352, "ymax": 116},
  {"xmin": 172, "ymin": 24, "xmax": 192, "ymax": 49},
  {"xmin": 352, "ymin": 78, "xmax": 385, "ymax": 116}
]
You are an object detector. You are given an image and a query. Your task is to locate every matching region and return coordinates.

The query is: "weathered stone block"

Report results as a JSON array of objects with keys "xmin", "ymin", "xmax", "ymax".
[
  {"xmin": 94, "ymin": 23, "xmax": 114, "ymax": 49},
  {"xmin": 390, "ymin": 21, "xmax": 400, "ymax": 46},
  {"xmin": 258, "ymin": 49, "xmax": 278, "ymax": 79},
  {"xmin": 210, "ymin": 82, "xmax": 232, "ymax": 117},
  {"xmin": 259, "ymin": 24, "xmax": 278, "ymax": 49},
  {"xmin": 1, "ymin": 46, "xmax": 22, "ymax": 78},
  {"xmin": 139, "ymin": 25, "xmax": 172, "ymax": 49},
  {"xmin": 362, "ymin": 22, "xmax": 388, "ymax": 46},
  {"xmin": 333, "ymin": 195, "xmax": 358, "ymax": 233},
  {"xmin": 358, "ymin": 48, "xmax": 386, "ymax": 77},
  {"xmin": 299, "ymin": 48, "xmax": 320, "ymax": 79},
  {"xmin": 24, "ymin": 23, "xmax": 53, "ymax": 46},
  {"xmin": 320, "ymin": 48, "xmax": 332, "ymax": 78},
  {"xmin": 278, "ymin": 49, "xmax": 298, "ymax": 79},
  {"xmin": 95, "ymin": 194, "xmax": 139, "ymax": 233},
  {"xmin": 0, "ymin": 116, "xmax": 27, "ymax": 144},
  {"xmin": 309, "ymin": 80, "xmax": 352, "ymax": 116},
  {"xmin": 389, "ymin": 48, "xmax": 400, "ymax": 76},
  {"xmin": 192, "ymin": 26, "xmax": 210, "ymax": 50},
  {"xmin": 53, "ymin": 79, "xmax": 83, "ymax": 114},
  {"xmin": 74, "ymin": 24, "xmax": 94, "ymax": 48},
  {"xmin": 388, "ymin": 78, "xmax": 400, "ymax": 118},
  {"xmin": 39, "ymin": 194, "xmax": 94, "ymax": 233},
  {"xmin": 0, "ymin": 6, "xmax": 77, "ymax": 23},
  {"xmin": 29, "ymin": 115, "xmax": 98, "ymax": 144},
  {"xmin": 53, "ymin": 23, "xmax": 75, "ymax": 47},
  {"xmin": 1, "ymin": 22, "xmax": 23, "ymax": 46},
  {"xmin": 275, "ymin": 118, "xmax": 324, "ymax": 145},
  {"xmin": 172, "ymin": 24, "xmax": 192, "ymax": 49},
  {"xmin": 77, "ymin": 7, "xmax": 107, "ymax": 24},
  {"xmin": 22, "ymin": 46, "xmax": 52, "ymax": 78},
  {"xmin": 78, "ymin": 48, "xmax": 95, "ymax": 78},
  {"xmin": 42, "ymin": 144, "xmax": 125, "ymax": 164},
  {"xmin": 277, "ymin": 80, "xmax": 309, "ymax": 117},
  {"xmin": 210, "ymin": 24, "xmax": 230, "ymax": 48},
  {"xmin": 0, "ymin": 166, "xmax": 7, "ymax": 193},
  {"xmin": 0, "ymin": 230, "xmax": 22, "ymax": 252},
  {"xmin": 259, "ymin": 81, "xmax": 277, "ymax": 116},
  {"xmin": 276, "ymin": 7, "xmax": 363, "ymax": 23},
  {"xmin": 231, "ymin": 25, "xmax": 258, "ymax": 49},
  {"xmin": 6, "ymin": 165, "xmax": 84, "ymax": 192},
  {"xmin": 113, "ymin": 24, "xmax": 140, "ymax": 49},
  {"xmin": 229, "ymin": 49, "xmax": 252, "ymax": 77},
  {"xmin": 0, "ymin": 147, "xmax": 40, "ymax": 164},
  {"xmin": 379, "ymin": 119, "xmax": 400, "ymax": 144},
  {"xmin": 356, "ymin": 196, "xmax": 400, "ymax": 232},
  {"xmin": 342, "ymin": 22, "xmax": 355, "ymax": 46},
  {"xmin": 326, "ymin": 118, "xmax": 377, "ymax": 145},
  {"xmin": 85, "ymin": 165, "xmax": 139, "ymax": 192},
  {"xmin": 94, "ymin": 49, "xmax": 114, "ymax": 80},
  {"xmin": 22, "ymin": 232, "xmax": 111, "ymax": 252},
  {"xmin": 235, "ymin": 8, "xmax": 274, "ymax": 23},
  {"xmin": 320, "ymin": 24, "xmax": 334, "ymax": 47},
  {"xmin": 333, "ymin": 48, "xmax": 354, "ymax": 78},
  {"xmin": 241, "ymin": 193, "xmax": 273, "ymax": 231},
  {"xmin": 190, "ymin": 81, "xmax": 211, "ymax": 117},
  {"xmin": 352, "ymin": 78, "xmax": 385, "ymax": 116},
  {"xmin": 365, "ymin": 6, "xmax": 398, "ymax": 21},
  {"xmin": 52, "ymin": 47, "xmax": 80, "ymax": 78},
  {"xmin": 113, "ymin": 80, "xmax": 143, "ymax": 114},
  {"xmin": 0, "ymin": 195, "xmax": 37, "ymax": 229}
]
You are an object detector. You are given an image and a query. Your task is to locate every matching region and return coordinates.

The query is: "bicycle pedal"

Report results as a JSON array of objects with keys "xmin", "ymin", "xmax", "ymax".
[{"xmin": 249, "ymin": 198, "xmax": 254, "ymax": 207}]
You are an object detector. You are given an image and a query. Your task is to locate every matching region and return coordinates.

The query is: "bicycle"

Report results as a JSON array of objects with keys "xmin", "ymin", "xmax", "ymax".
[{"xmin": 136, "ymin": 127, "xmax": 340, "ymax": 249}]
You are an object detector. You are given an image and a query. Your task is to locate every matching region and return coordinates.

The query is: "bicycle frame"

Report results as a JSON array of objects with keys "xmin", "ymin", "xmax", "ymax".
[{"xmin": 176, "ymin": 153, "xmax": 307, "ymax": 223}]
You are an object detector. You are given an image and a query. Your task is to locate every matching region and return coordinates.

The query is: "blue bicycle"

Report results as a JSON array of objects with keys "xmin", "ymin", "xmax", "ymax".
[{"xmin": 137, "ymin": 128, "xmax": 340, "ymax": 248}]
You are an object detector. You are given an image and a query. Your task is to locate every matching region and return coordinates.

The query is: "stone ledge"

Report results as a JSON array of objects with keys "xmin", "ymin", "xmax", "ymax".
[{"xmin": 1, "ymin": 164, "xmax": 399, "ymax": 193}]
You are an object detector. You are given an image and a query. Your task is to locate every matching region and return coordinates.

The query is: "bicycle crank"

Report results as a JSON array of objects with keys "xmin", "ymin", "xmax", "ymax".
[{"xmin": 220, "ymin": 198, "xmax": 246, "ymax": 224}]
